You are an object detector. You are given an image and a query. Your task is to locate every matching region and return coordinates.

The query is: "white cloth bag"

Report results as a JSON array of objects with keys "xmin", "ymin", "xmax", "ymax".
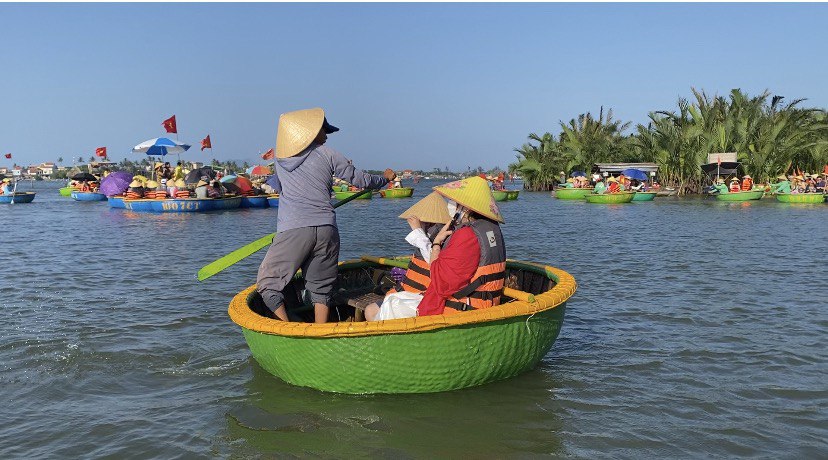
[{"xmin": 376, "ymin": 291, "xmax": 423, "ymax": 321}]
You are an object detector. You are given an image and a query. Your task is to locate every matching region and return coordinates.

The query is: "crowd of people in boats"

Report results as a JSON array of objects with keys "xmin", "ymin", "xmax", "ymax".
[
  {"xmin": 61, "ymin": 160, "xmax": 279, "ymax": 199},
  {"xmin": 768, "ymin": 173, "xmax": 826, "ymax": 194},
  {"xmin": 557, "ymin": 172, "xmax": 662, "ymax": 194},
  {"xmin": 255, "ymin": 107, "xmax": 507, "ymax": 324}
]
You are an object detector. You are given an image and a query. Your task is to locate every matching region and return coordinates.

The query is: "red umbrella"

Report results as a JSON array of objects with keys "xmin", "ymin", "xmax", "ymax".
[
  {"xmin": 220, "ymin": 175, "xmax": 253, "ymax": 194},
  {"xmin": 250, "ymin": 165, "xmax": 272, "ymax": 176}
]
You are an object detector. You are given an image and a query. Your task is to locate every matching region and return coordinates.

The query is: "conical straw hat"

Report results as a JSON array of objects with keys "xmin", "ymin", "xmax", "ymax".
[
  {"xmin": 146, "ymin": 180, "xmax": 159, "ymax": 188},
  {"xmin": 398, "ymin": 192, "xmax": 451, "ymax": 224},
  {"xmin": 433, "ymin": 176, "xmax": 504, "ymax": 223},
  {"xmin": 276, "ymin": 107, "xmax": 325, "ymax": 159},
  {"xmin": 129, "ymin": 180, "xmax": 142, "ymax": 188},
  {"xmin": 174, "ymin": 179, "xmax": 187, "ymax": 188}
]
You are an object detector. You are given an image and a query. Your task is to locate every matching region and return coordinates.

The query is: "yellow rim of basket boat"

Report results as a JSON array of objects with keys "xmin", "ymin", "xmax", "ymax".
[{"xmin": 228, "ymin": 259, "xmax": 577, "ymax": 338}]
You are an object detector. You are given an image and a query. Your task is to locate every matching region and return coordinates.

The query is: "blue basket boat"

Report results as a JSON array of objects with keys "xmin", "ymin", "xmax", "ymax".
[
  {"xmin": 267, "ymin": 194, "xmax": 279, "ymax": 207},
  {"xmin": 240, "ymin": 196, "xmax": 269, "ymax": 208},
  {"xmin": 71, "ymin": 191, "xmax": 107, "ymax": 201},
  {"xmin": 107, "ymin": 196, "xmax": 126, "ymax": 208},
  {"xmin": 0, "ymin": 192, "xmax": 36, "ymax": 204}
]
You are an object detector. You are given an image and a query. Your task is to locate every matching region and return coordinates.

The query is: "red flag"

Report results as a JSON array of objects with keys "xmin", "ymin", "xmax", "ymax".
[
  {"xmin": 717, "ymin": 155, "xmax": 721, "ymax": 166},
  {"xmin": 4, "ymin": 153, "xmax": 10, "ymax": 159},
  {"xmin": 162, "ymin": 115, "xmax": 177, "ymax": 134},
  {"xmin": 201, "ymin": 135, "xmax": 212, "ymax": 151},
  {"xmin": 261, "ymin": 148, "xmax": 274, "ymax": 160},
  {"xmin": 95, "ymin": 147, "xmax": 107, "ymax": 158}
]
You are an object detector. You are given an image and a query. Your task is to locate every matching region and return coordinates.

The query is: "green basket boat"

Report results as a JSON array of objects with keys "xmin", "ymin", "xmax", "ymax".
[
  {"xmin": 632, "ymin": 192, "xmax": 657, "ymax": 201},
  {"xmin": 553, "ymin": 188, "xmax": 591, "ymax": 200},
  {"xmin": 492, "ymin": 190, "xmax": 508, "ymax": 202},
  {"xmin": 59, "ymin": 186, "xmax": 72, "ymax": 197},
  {"xmin": 584, "ymin": 192, "xmax": 635, "ymax": 204},
  {"xmin": 505, "ymin": 190, "xmax": 520, "ymax": 200},
  {"xmin": 714, "ymin": 190, "xmax": 764, "ymax": 201},
  {"xmin": 333, "ymin": 190, "xmax": 372, "ymax": 200},
  {"xmin": 228, "ymin": 258, "xmax": 577, "ymax": 394},
  {"xmin": 379, "ymin": 187, "xmax": 414, "ymax": 198},
  {"xmin": 775, "ymin": 193, "xmax": 825, "ymax": 204}
]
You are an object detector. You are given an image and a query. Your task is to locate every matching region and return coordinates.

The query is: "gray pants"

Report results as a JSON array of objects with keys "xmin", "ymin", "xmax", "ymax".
[{"xmin": 256, "ymin": 225, "xmax": 340, "ymax": 312}]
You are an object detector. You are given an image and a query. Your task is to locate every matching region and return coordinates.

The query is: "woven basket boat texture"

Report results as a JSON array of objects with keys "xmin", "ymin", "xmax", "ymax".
[
  {"xmin": 379, "ymin": 187, "xmax": 414, "ymax": 198},
  {"xmin": 774, "ymin": 193, "xmax": 824, "ymax": 204},
  {"xmin": 229, "ymin": 258, "xmax": 577, "ymax": 394},
  {"xmin": 714, "ymin": 190, "xmax": 764, "ymax": 201},
  {"xmin": 584, "ymin": 192, "xmax": 635, "ymax": 204},
  {"xmin": 553, "ymin": 188, "xmax": 591, "ymax": 200}
]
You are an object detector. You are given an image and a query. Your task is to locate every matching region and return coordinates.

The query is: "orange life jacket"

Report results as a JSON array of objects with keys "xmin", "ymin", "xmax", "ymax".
[
  {"xmin": 175, "ymin": 190, "xmax": 191, "ymax": 198},
  {"xmin": 398, "ymin": 254, "xmax": 432, "ymax": 294},
  {"xmin": 444, "ymin": 219, "xmax": 506, "ymax": 313},
  {"xmin": 741, "ymin": 178, "xmax": 753, "ymax": 191},
  {"xmin": 730, "ymin": 183, "xmax": 741, "ymax": 192},
  {"xmin": 608, "ymin": 182, "xmax": 620, "ymax": 193}
]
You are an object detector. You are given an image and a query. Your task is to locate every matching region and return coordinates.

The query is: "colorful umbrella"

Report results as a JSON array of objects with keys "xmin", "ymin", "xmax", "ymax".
[
  {"xmin": 99, "ymin": 171, "xmax": 133, "ymax": 197},
  {"xmin": 621, "ymin": 168, "xmax": 649, "ymax": 181},
  {"xmin": 71, "ymin": 172, "xmax": 98, "ymax": 181},
  {"xmin": 220, "ymin": 175, "xmax": 253, "ymax": 194},
  {"xmin": 184, "ymin": 167, "xmax": 217, "ymax": 184},
  {"xmin": 132, "ymin": 138, "xmax": 191, "ymax": 157},
  {"xmin": 247, "ymin": 165, "xmax": 272, "ymax": 176}
]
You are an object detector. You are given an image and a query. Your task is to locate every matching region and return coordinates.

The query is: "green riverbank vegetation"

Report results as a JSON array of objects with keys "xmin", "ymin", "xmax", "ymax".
[{"xmin": 511, "ymin": 88, "xmax": 828, "ymax": 194}]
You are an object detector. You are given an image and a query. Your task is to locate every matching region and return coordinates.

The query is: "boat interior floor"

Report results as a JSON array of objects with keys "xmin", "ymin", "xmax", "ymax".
[{"xmin": 248, "ymin": 265, "xmax": 555, "ymax": 324}]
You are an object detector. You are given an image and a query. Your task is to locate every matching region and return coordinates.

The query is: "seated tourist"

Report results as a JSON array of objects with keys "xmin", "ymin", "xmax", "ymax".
[
  {"xmin": 815, "ymin": 174, "xmax": 825, "ymax": 193},
  {"xmin": 1, "ymin": 178, "xmax": 13, "ymax": 194},
  {"xmin": 195, "ymin": 179, "xmax": 209, "ymax": 199},
  {"xmin": 729, "ymin": 178, "xmax": 741, "ymax": 193},
  {"xmin": 606, "ymin": 177, "xmax": 621, "ymax": 193},
  {"xmin": 741, "ymin": 175, "xmax": 754, "ymax": 191},
  {"xmin": 771, "ymin": 175, "xmax": 791, "ymax": 194},
  {"xmin": 593, "ymin": 177, "xmax": 607, "ymax": 194},
  {"xmin": 365, "ymin": 177, "xmax": 506, "ymax": 321},
  {"xmin": 126, "ymin": 179, "xmax": 144, "ymax": 199}
]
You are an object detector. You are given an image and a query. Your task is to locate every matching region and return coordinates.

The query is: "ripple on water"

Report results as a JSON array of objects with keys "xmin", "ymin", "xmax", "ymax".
[{"xmin": 1, "ymin": 183, "xmax": 827, "ymax": 457}]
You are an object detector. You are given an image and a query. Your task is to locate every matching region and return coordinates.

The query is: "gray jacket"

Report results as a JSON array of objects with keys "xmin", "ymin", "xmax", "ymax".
[{"xmin": 269, "ymin": 144, "xmax": 388, "ymax": 232}]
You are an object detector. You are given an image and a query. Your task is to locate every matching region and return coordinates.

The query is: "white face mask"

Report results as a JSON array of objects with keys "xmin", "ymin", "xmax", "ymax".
[{"xmin": 446, "ymin": 200, "xmax": 458, "ymax": 217}]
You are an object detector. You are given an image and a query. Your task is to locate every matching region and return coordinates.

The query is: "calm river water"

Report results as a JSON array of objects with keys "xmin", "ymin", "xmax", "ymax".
[{"xmin": 1, "ymin": 180, "xmax": 825, "ymax": 458}]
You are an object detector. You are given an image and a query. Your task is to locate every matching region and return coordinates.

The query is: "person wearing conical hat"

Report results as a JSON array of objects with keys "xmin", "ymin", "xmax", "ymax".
[
  {"xmin": 729, "ymin": 177, "xmax": 741, "ymax": 193},
  {"xmin": 771, "ymin": 174, "xmax": 791, "ymax": 194},
  {"xmin": 1, "ymin": 178, "xmax": 13, "ymax": 195},
  {"xmin": 366, "ymin": 177, "xmax": 506, "ymax": 321},
  {"xmin": 365, "ymin": 193, "xmax": 452, "ymax": 320},
  {"xmin": 741, "ymin": 174, "xmax": 753, "ymax": 192},
  {"xmin": 593, "ymin": 176, "xmax": 607, "ymax": 194},
  {"xmin": 257, "ymin": 107, "xmax": 395, "ymax": 323},
  {"xmin": 195, "ymin": 179, "xmax": 209, "ymax": 199},
  {"xmin": 607, "ymin": 176, "xmax": 621, "ymax": 193}
]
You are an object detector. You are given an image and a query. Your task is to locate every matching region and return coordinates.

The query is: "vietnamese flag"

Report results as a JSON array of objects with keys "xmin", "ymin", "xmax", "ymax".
[
  {"xmin": 261, "ymin": 148, "xmax": 274, "ymax": 160},
  {"xmin": 95, "ymin": 147, "xmax": 107, "ymax": 158},
  {"xmin": 201, "ymin": 135, "xmax": 212, "ymax": 151},
  {"xmin": 717, "ymin": 155, "xmax": 721, "ymax": 166},
  {"xmin": 4, "ymin": 153, "xmax": 10, "ymax": 159},
  {"xmin": 162, "ymin": 115, "xmax": 177, "ymax": 134}
]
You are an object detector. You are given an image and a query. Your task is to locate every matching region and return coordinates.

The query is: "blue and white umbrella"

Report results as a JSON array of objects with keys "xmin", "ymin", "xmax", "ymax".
[{"xmin": 132, "ymin": 137, "xmax": 191, "ymax": 156}]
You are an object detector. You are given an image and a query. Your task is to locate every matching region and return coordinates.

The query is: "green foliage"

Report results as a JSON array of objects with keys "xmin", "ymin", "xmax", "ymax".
[{"xmin": 514, "ymin": 88, "xmax": 828, "ymax": 193}]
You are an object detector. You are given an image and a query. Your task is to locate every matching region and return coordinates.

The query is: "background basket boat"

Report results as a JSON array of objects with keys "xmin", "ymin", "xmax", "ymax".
[
  {"xmin": 71, "ymin": 191, "xmax": 107, "ymax": 201},
  {"xmin": 107, "ymin": 196, "xmax": 126, "ymax": 208},
  {"xmin": 714, "ymin": 190, "xmax": 764, "ymax": 201},
  {"xmin": 492, "ymin": 190, "xmax": 508, "ymax": 201},
  {"xmin": 553, "ymin": 188, "xmax": 590, "ymax": 200},
  {"xmin": 775, "ymin": 193, "xmax": 824, "ymax": 203},
  {"xmin": 240, "ymin": 196, "xmax": 269, "ymax": 208},
  {"xmin": 0, "ymin": 192, "xmax": 36, "ymax": 204},
  {"xmin": 334, "ymin": 190, "xmax": 372, "ymax": 200},
  {"xmin": 59, "ymin": 187, "xmax": 72, "ymax": 197},
  {"xmin": 632, "ymin": 192, "xmax": 657, "ymax": 201},
  {"xmin": 505, "ymin": 190, "xmax": 520, "ymax": 200},
  {"xmin": 266, "ymin": 194, "xmax": 279, "ymax": 207},
  {"xmin": 379, "ymin": 187, "xmax": 414, "ymax": 198},
  {"xmin": 229, "ymin": 258, "xmax": 576, "ymax": 394},
  {"xmin": 584, "ymin": 192, "xmax": 635, "ymax": 204}
]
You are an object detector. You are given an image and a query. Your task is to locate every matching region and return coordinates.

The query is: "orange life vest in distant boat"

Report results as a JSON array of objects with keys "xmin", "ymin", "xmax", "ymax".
[
  {"xmin": 175, "ymin": 190, "xmax": 191, "ymax": 198},
  {"xmin": 443, "ymin": 219, "xmax": 506, "ymax": 313},
  {"xmin": 608, "ymin": 182, "xmax": 620, "ymax": 193},
  {"xmin": 742, "ymin": 178, "xmax": 753, "ymax": 191},
  {"xmin": 80, "ymin": 183, "xmax": 91, "ymax": 192},
  {"xmin": 730, "ymin": 182, "xmax": 741, "ymax": 192},
  {"xmin": 125, "ymin": 190, "xmax": 142, "ymax": 199}
]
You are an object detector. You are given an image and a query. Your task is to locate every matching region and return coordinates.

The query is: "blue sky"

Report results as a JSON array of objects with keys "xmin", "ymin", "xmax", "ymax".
[{"xmin": 1, "ymin": 3, "xmax": 827, "ymax": 170}]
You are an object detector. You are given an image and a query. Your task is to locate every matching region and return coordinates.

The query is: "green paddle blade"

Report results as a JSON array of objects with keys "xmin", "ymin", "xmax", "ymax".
[{"xmin": 197, "ymin": 232, "xmax": 275, "ymax": 281}]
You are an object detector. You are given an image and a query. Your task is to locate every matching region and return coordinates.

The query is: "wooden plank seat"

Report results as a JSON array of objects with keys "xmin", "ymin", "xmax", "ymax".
[{"xmin": 345, "ymin": 292, "xmax": 385, "ymax": 321}]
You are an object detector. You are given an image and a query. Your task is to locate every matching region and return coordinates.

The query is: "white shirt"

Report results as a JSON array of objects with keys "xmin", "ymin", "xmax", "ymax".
[{"xmin": 405, "ymin": 228, "xmax": 433, "ymax": 263}]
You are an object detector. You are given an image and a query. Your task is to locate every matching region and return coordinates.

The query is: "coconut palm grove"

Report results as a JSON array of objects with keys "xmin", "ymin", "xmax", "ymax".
[{"xmin": 511, "ymin": 88, "xmax": 828, "ymax": 193}]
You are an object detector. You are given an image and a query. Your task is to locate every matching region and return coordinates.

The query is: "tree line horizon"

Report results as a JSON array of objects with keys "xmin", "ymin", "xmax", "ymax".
[{"xmin": 509, "ymin": 88, "xmax": 828, "ymax": 194}]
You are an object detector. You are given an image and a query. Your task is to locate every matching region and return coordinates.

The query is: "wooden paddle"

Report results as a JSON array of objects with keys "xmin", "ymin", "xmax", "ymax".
[
  {"xmin": 197, "ymin": 188, "xmax": 373, "ymax": 281},
  {"xmin": 359, "ymin": 255, "xmax": 536, "ymax": 303}
]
